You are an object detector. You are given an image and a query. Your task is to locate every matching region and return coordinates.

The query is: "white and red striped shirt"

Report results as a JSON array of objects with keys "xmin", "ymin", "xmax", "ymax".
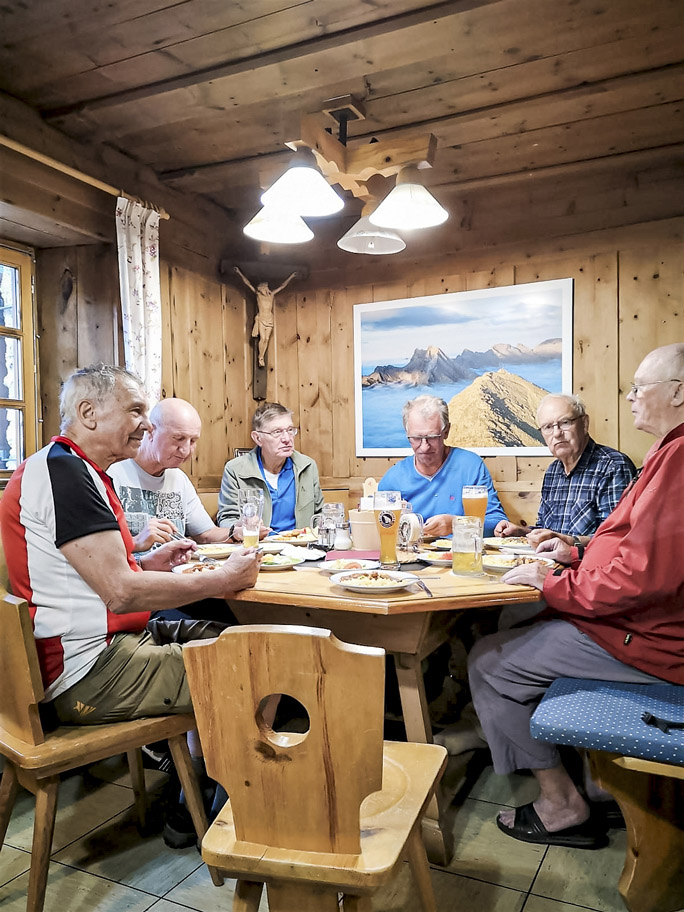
[{"xmin": 1, "ymin": 438, "xmax": 150, "ymax": 700}]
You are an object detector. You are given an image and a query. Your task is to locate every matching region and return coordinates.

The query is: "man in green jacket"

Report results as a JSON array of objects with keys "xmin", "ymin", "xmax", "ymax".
[{"xmin": 217, "ymin": 402, "xmax": 324, "ymax": 534}]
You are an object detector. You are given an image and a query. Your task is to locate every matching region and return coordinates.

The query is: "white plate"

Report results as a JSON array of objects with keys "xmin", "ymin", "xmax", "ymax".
[
  {"xmin": 259, "ymin": 554, "xmax": 305, "ymax": 570},
  {"xmin": 416, "ymin": 550, "xmax": 452, "ymax": 566},
  {"xmin": 266, "ymin": 528, "xmax": 317, "ymax": 545},
  {"xmin": 429, "ymin": 538, "xmax": 453, "ymax": 551},
  {"xmin": 483, "ymin": 554, "xmax": 553, "ymax": 573},
  {"xmin": 330, "ymin": 570, "xmax": 420, "ymax": 593},
  {"xmin": 193, "ymin": 542, "xmax": 240, "ymax": 559},
  {"xmin": 483, "ymin": 536, "xmax": 534, "ymax": 553},
  {"xmin": 172, "ymin": 561, "xmax": 225, "ymax": 574},
  {"xmin": 258, "ymin": 541, "xmax": 285, "ymax": 554},
  {"xmin": 319, "ymin": 558, "xmax": 380, "ymax": 573}
]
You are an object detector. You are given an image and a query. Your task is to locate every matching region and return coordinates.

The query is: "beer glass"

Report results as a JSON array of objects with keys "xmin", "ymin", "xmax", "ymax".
[
  {"xmin": 451, "ymin": 515, "xmax": 484, "ymax": 577},
  {"xmin": 238, "ymin": 490, "xmax": 264, "ymax": 548},
  {"xmin": 462, "ymin": 485, "xmax": 487, "ymax": 530},
  {"xmin": 373, "ymin": 490, "xmax": 402, "ymax": 569}
]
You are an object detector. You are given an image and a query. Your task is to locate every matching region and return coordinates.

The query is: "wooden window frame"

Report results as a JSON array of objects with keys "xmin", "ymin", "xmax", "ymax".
[{"xmin": 0, "ymin": 243, "xmax": 39, "ymax": 486}]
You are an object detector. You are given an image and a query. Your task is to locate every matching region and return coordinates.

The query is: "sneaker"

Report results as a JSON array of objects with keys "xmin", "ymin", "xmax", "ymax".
[
  {"xmin": 142, "ymin": 742, "xmax": 174, "ymax": 773},
  {"xmin": 162, "ymin": 801, "xmax": 198, "ymax": 850}
]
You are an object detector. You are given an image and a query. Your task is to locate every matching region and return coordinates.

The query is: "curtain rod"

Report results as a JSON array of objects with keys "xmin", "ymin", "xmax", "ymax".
[{"xmin": 0, "ymin": 134, "xmax": 170, "ymax": 219}]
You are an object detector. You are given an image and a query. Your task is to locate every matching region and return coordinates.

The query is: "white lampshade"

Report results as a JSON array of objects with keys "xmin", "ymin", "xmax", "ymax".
[
  {"xmin": 369, "ymin": 165, "xmax": 448, "ymax": 231},
  {"xmin": 242, "ymin": 206, "xmax": 313, "ymax": 244},
  {"xmin": 261, "ymin": 149, "xmax": 344, "ymax": 217},
  {"xmin": 337, "ymin": 215, "xmax": 406, "ymax": 255}
]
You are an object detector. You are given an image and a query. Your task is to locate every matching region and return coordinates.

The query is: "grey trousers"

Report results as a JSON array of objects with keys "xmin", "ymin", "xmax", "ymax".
[{"xmin": 468, "ymin": 619, "xmax": 665, "ymax": 775}]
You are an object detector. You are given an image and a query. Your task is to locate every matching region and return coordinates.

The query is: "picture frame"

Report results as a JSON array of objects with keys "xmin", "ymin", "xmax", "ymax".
[{"xmin": 353, "ymin": 278, "xmax": 573, "ymax": 457}]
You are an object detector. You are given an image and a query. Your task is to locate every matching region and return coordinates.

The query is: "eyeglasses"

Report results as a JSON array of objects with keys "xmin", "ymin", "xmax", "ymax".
[
  {"xmin": 407, "ymin": 433, "xmax": 444, "ymax": 445},
  {"xmin": 628, "ymin": 379, "xmax": 682, "ymax": 397},
  {"xmin": 257, "ymin": 426, "xmax": 298, "ymax": 439},
  {"xmin": 539, "ymin": 416, "xmax": 580, "ymax": 435}
]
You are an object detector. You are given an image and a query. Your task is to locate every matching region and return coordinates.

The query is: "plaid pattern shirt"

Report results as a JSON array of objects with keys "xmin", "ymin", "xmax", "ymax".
[{"xmin": 538, "ymin": 438, "xmax": 637, "ymax": 536}]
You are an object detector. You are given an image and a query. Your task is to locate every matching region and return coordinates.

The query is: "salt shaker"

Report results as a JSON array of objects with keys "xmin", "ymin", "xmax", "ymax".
[{"xmin": 333, "ymin": 522, "xmax": 352, "ymax": 550}]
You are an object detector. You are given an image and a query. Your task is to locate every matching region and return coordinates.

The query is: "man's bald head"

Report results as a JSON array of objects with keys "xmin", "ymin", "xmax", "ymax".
[
  {"xmin": 136, "ymin": 398, "xmax": 203, "ymax": 476},
  {"xmin": 628, "ymin": 343, "xmax": 684, "ymax": 438}
]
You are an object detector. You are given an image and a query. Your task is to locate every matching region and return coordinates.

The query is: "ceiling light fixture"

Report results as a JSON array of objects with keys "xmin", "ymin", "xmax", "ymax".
[
  {"xmin": 336, "ymin": 200, "xmax": 406, "ymax": 255},
  {"xmin": 260, "ymin": 147, "xmax": 344, "ymax": 217},
  {"xmin": 242, "ymin": 206, "xmax": 314, "ymax": 244},
  {"xmin": 368, "ymin": 165, "xmax": 448, "ymax": 231}
]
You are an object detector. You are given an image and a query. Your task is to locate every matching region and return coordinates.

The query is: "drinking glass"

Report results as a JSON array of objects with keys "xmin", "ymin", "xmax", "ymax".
[
  {"xmin": 451, "ymin": 515, "xmax": 484, "ymax": 577},
  {"xmin": 398, "ymin": 504, "xmax": 424, "ymax": 548},
  {"xmin": 373, "ymin": 490, "xmax": 402, "ymax": 569},
  {"xmin": 461, "ymin": 485, "xmax": 488, "ymax": 531},
  {"xmin": 239, "ymin": 490, "xmax": 264, "ymax": 548}
]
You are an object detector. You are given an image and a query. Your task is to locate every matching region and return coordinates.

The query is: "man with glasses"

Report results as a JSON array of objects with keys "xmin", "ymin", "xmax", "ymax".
[
  {"xmin": 468, "ymin": 343, "xmax": 684, "ymax": 849},
  {"xmin": 378, "ymin": 394, "xmax": 507, "ymax": 537},
  {"xmin": 217, "ymin": 401, "xmax": 324, "ymax": 533},
  {"xmin": 495, "ymin": 394, "xmax": 636, "ymax": 546}
]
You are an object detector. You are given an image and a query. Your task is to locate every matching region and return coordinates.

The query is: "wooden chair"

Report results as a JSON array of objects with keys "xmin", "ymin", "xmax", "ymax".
[
  {"xmin": 183, "ymin": 624, "xmax": 447, "ymax": 911},
  {"xmin": 0, "ymin": 565, "xmax": 223, "ymax": 912}
]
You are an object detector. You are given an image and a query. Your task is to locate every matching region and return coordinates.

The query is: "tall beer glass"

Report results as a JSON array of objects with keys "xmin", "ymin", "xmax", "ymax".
[
  {"xmin": 373, "ymin": 490, "xmax": 402, "ymax": 569},
  {"xmin": 462, "ymin": 485, "xmax": 487, "ymax": 529}
]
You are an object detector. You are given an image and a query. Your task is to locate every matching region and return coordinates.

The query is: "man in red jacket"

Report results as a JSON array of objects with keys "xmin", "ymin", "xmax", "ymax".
[{"xmin": 468, "ymin": 342, "xmax": 684, "ymax": 848}]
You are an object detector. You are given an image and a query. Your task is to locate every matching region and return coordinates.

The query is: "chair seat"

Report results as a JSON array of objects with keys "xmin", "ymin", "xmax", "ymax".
[
  {"xmin": 0, "ymin": 713, "xmax": 196, "ymax": 776},
  {"xmin": 530, "ymin": 678, "xmax": 684, "ymax": 766},
  {"xmin": 202, "ymin": 740, "xmax": 446, "ymax": 892}
]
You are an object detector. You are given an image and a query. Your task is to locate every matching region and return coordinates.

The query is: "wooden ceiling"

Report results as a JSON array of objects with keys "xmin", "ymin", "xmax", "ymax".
[{"xmin": 2, "ymin": 0, "xmax": 683, "ymax": 267}]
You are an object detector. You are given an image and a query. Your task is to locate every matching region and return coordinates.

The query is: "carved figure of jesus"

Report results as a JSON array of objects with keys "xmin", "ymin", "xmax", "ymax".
[{"xmin": 234, "ymin": 267, "xmax": 297, "ymax": 367}]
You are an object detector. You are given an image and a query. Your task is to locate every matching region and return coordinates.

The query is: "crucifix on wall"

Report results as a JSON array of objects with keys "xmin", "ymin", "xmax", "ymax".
[{"xmin": 233, "ymin": 266, "xmax": 298, "ymax": 398}]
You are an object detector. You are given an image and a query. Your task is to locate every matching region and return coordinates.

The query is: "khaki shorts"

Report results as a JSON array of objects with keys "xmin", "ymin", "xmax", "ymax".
[{"xmin": 52, "ymin": 630, "xmax": 191, "ymax": 724}]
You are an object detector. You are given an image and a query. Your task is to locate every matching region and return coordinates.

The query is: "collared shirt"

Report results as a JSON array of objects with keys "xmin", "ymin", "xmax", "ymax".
[
  {"xmin": 256, "ymin": 449, "xmax": 296, "ymax": 532},
  {"xmin": 538, "ymin": 438, "xmax": 636, "ymax": 536}
]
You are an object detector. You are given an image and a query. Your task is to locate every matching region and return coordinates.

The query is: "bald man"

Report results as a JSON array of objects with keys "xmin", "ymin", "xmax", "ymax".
[{"xmin": 109, "ymin": 398, "xmax": 234, "ymax": 551}]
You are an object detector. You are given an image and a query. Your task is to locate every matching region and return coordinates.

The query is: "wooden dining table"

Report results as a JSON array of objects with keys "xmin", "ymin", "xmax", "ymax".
[{"xmin": 229, "ymin": 561, "xmax": 542, "ymax": 866}]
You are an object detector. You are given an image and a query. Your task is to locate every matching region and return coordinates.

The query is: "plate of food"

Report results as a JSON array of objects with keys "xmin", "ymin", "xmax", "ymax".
[
  {"xmin": 429, "ymin": 538, "xmax": 453, "ymax": 551},
  {"xmin": 266, "ymin": 527, "xmax": 317, "ymax": 544},
  {"xmin": 483, "ymin": 536, "xmax": 534, "ymax": 553},
  {"xmin": 415, "ymin": 549, "xmax": 452, "ymax": 566},
  {"xmin": 172, "ymin": 560, "xmax": 225, "ymax": 574},
  {"xmin": 483, "ymin": 554, "xmax": 553, "ymax": 573},
  {"xmin": 330, "ymin": 570, "xmax": 420, "ymax": 593},
  {"xmin": 319, "ymin": 558, "xmax": 380, "ymax": 574},
  {"xmin": 192, "ymin": 542, "xmax": 240, "ymax": 560},
  {"xmin": 259, "ymin": 552, "xmax": 305, "ymax": 570}
]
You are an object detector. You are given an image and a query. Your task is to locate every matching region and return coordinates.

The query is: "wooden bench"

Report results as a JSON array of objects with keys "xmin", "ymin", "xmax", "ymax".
[{"xmin": 530, "ymin": 678, "xmax": 684, "ymax": 912}]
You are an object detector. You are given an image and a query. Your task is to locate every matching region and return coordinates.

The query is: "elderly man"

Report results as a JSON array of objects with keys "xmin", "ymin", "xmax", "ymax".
[
  {"xmin": 468, "ymin": 343, "xmax": 684, "ymax": 849},
  {"xmin": 495, "ymin": 394, "xmax": 636, "ymax": 546},
  {"xmin": 217, "ymin": 401, "xmax": 324, "ymax": 533},
  {"xmin": 378, "ymin": 394, "xmax": 507, "ymax": 537},
  {"xmin": 0, "ymin": 365, "xmax": 261, "ymax": 725},
  {"xmin": 110, "ymin": 397, "xmax": 238, "ymax": 550}
]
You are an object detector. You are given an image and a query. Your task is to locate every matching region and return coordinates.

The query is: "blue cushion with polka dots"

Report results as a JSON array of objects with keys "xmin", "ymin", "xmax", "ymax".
[{"xmin": 530, "ymin": 678, "xmax": 684, "ymax": 766}]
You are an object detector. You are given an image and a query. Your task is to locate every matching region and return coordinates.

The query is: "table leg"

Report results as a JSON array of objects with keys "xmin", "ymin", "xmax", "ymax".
[{"xmin": 394, "ymin": 652, "xmax": 452, "ymax": 866}]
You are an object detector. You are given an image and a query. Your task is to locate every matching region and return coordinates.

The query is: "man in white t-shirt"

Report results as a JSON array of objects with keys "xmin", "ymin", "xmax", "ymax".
[{"xmin": 110, "ymin": 397, "xmax": 235, "ymax": 550}]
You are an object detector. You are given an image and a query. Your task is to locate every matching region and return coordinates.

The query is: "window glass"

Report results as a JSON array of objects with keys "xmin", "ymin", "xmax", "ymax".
[
  {"xmin": 0, "ymin": 264, "xmax": 21, "ymax": 329},
  {"xmin": 0, "ymin": 407, "xmax": 24, "ymax": 470},
  {"xmin": 0, "ymin": 336, "xmax": 23, "ymax": 399}
]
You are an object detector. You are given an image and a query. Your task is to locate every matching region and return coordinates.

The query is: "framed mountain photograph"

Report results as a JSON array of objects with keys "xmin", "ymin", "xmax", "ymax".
[{"xmin": 353, "ymin": 278, "xmax": 573, "ymax": 456}]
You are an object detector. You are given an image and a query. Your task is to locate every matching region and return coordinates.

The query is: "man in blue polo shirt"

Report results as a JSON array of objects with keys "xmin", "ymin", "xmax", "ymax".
[
  {"xmin": 217, "ymin": 402, "xmax": 324, "ymax": 533},
  {"xmin": 378, "ymin": 394, "xmax": 507, "ymax": 537}
]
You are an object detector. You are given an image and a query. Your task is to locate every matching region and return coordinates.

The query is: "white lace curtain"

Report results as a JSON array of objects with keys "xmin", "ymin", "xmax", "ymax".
[{"xmin": 115, "ymin": 197, "xmax": 162, "ymax": 400}]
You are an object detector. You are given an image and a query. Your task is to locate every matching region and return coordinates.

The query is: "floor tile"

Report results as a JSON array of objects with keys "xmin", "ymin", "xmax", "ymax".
[
  {"xmin": 5, "ymin": 775, "xmax": 135, "ymax": 853},
  {"xmin": 372, "ymin": 863, "xmax": 525, "ymax": 911},
  {"xmin": 467, "ymin": 765, "xmax": 539, "ymax": 807},
  {"xmin": 0, "ymin": 844, "xmax": 31, "ymax": 886},
  {"xmin": 525, "ymin": 897, "xmax": 601, "ymax": 912},
  {"xmin": 532, "ymin": 830, "xmax": 627, "ymax": 912},
  {"xmin": 54, "ymin": 807, "xmax": 203, "ymax": 895},
  {"xmin": 88, "ymin": 754, "xmax": 169, "ymax": 791},
  {"xmin": 443, "ymin": 797, "xmax": 546, "ymax": 892},
  {"xmin": 0, "ymin": 860, "xmax": 157, "ymax": 912},
  {"xmin": 165, "ymin": 865, "xmax": 269, "ymax": 911}
]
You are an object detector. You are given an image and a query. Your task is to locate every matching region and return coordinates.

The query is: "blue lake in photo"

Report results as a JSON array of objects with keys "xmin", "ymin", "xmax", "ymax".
[{"xmin": 361, "ymin": 361, "xmax": 562, "ymax": 448}]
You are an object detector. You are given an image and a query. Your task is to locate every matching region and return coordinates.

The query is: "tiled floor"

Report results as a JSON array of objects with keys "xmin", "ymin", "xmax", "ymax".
[{"xmin": 0, "ymin": 750, "xmax": 641, "ymax": 912}]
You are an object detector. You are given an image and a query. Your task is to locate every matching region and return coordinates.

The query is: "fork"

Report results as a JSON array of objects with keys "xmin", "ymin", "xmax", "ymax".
[{"xmin": 415, "ymin": 579, "xmax": 433, "ymax": 597}]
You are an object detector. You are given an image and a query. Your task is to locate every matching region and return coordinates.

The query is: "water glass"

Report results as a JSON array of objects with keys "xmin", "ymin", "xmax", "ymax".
[{"xmin": 451, "ymin": 515, "xmax": 483, "ymax": 577}]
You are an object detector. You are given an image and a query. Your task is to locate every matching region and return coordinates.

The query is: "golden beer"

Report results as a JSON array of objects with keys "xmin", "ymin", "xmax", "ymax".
[
  {"xmin": 451, "ymin": 515, "xmax": 484, "ymax": 576},
  {"xmin": 374, "ymin": 508, "xmax": 401, "ymax": 567},
  {"xmin": 242, "ymin": 529, "xmax": 259, "ymax": 549},
  {"xmin": 451, "ymin": 548, "xmax": 483, "ymax": 576},
  {"xmin": 462, "ymin": 486, "xmax": 487, "ymax": 527}
]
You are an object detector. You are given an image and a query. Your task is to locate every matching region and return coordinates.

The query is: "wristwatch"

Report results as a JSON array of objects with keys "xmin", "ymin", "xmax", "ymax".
[
  {"xmin": 227, "ymin": 523, "xmax": 236, "ymax": 542},
  {"xmin": 572, "ymin": 536, "xmax": 582, "ymax": 547}
]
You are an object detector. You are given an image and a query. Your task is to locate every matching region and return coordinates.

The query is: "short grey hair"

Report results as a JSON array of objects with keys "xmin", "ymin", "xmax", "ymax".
[
  {"xmin": 402, "ymin": 395, "xmax": 449, "ymax": 431},
  {"xmin": 536, "ymin": 393, "xmax": 587, "ymax": 425},
  {"xmin": 252, "ymin": 401, "xmax": 294, "ymax": 432},
  {"xmin": 59, "ymin": 363, "xmax": 145, "ymax": 432}
]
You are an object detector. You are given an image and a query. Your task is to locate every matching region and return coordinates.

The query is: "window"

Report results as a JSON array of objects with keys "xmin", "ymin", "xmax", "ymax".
[{"xmin": 0, "ymin": 245, "xmax": 39, "ymax": 484}]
